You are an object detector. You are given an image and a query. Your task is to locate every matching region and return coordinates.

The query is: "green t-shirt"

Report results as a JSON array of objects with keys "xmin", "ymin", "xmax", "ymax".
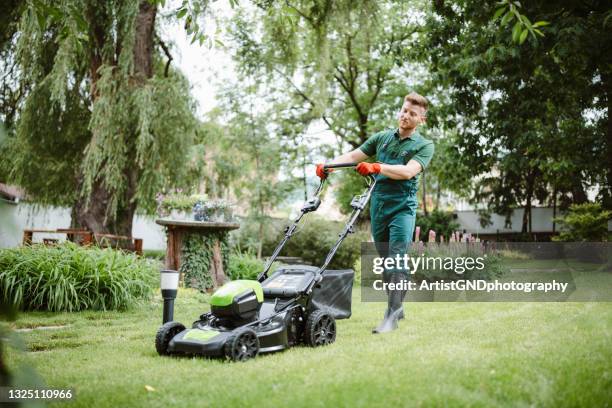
[{"xmin": 359, "ymin": 129, "xmax": 435, "ymax": 171}]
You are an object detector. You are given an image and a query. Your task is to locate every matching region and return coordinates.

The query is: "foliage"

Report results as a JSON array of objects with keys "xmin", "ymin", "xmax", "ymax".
[
  {"xmin": 180, "ymin": 232, "xmax": 229, "ymax": 291},
  {"xmin": 425, "ymin": 0, "xmax": 612, "ymax": 229},
  {"xmin": 214, "ymin": 83, "xmax": 300, "ymax": 258},
  {"xmin": 333, "ymin": 169, "xmax": 371, "ymax": 215},
  {"xmin": 409, "ymin": 242, "xmax": 506, "ymax": 282},
  {"xmin": 228, "ymin": 0, "xmax": 427, "ymax": 154},
  {"xmin": 493, "ymin": 0, "xmax": 549, "ymax": 44},
  {"xmin": 280, "ymin": 216, "xmax": 369, "ymax": 270},
  {"xmin": 157, "ymin": 192, "xmax": 208, "ymax": 213},
  {"xmin": 227, "ymin": 251, "xmax": 264, "ymax": 281},
  {"xmin": 231, "ymin": 215, "xmax": 367, "ymax": 270},
  {"xmin": 143, "ymin": 249, "xmax": 166, "ymax": 261},
  {"xmin": 0, "ymin": 0, "xmax": 198, "ymax": 234},
  {"xmin": 0, "ymin": 243, "xmax": 156, "ymax": 312},
  {"xmin": 415, "ymin": 210, "xmax": 460, "ymax": 242},
  {"xmin": 553, "ymin": 203, "xmax": 612, "ymax": 242},
  {"xmin": 229, "ymin": 216, "xmax": 283, "ymax": 257}
]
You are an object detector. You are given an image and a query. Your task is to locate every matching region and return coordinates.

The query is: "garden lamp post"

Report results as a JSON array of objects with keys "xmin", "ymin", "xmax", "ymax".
[{"xmin": 160, "ymin": 269, "xmax": 179, "ymax": 324}]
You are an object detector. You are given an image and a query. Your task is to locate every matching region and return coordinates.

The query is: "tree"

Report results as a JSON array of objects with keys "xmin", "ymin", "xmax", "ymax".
[
  {"xmin": 425, "ymin": 0, "xmax": 611, "ymax": 234},
  {"xmin": 214, "ymin": 82, "xmax": 297, "ymax": 258},
  {"xmin": 225, "ymin": 0, "xmax": 436, "ymax": 213},
  {"xmin": 228, "ymin": 1, "xmax": 430, "ymax": 147},
  {"xmin": 0, "ymin": 0, "xmax": 197, "ymax": 237}
]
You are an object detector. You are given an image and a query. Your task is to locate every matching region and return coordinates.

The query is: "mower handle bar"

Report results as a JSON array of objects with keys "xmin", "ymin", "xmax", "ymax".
[{"xmin": 323, "ymin": 162, "xmax": 358, "ymax": 170}]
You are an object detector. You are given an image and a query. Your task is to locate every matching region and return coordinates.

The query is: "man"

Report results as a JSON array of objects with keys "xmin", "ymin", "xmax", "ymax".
[{"xmin": 316, "ymin": 92, "xmax": 434, "ymax": 334}]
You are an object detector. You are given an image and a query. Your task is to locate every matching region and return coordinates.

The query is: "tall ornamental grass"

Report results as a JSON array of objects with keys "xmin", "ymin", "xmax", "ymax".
[{"xmin": 0, "ymin": 243, "xmax": 157, "ymax": 312}]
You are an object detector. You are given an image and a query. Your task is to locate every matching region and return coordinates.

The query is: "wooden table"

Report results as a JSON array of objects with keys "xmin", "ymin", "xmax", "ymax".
[
  {"xmin": 23, "ymin": 229, "xmax": 93, "ymax": 245},
  {"xmin": 155, "ymin": 219, "xmax": 240, "ymax": 288}
]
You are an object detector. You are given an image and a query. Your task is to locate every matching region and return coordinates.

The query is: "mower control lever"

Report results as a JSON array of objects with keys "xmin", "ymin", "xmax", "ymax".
[
  {"xmin": 350, "ymin": 194, "xmax": 369, "ymax": 210},
  {"xmin": 301, "ymin": 197, "xmax": 321, "ymax": 213}
]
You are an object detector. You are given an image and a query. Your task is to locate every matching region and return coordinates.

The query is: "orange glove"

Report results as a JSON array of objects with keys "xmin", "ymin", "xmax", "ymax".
[
  {"xmin": 315, "ymin": 163, "xmax": 333, "ymax": 180},
  {"xmin": 356, "ymin": 162, "xmax": 381, "ymax": 176}
]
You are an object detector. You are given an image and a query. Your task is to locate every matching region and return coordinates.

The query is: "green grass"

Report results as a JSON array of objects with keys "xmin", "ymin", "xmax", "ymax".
[{"xmin": 5, "ymin": 288, "xmax": 612, "ymax": 407}]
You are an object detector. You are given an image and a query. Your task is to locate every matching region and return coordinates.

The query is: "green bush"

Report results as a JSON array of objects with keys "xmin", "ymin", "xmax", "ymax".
[
  {"xmin": 281, "ymin": 216, "xmax": 369, "ymax": 270},
  {"xmin": 227, "ymin": 251, "xmax": 264, "ymax": 280},
  {"xmin": 231, "ymin": 215, "xmax": 368, "ymax": 271},
  {"xmin": 333, "ymin": 170, "xmax": 371, "ymax": 215},
  {"xmin": 143, "ymin": 249, "xmax": 165, "ymax": 261},
  {"xmin": 408, "ymin": 242, "xmax": 506, "ymax": 282},
  {"xmin": 415, "ymin": 210, "xmax": 460, "ymax": 241},
  {"xmin": 229, "ymin": 216, "xmax": 282, "ymax": 257},
  {"xmin": 553, "ymin": 202, "xmax": 611, "ymax": 242},
  {"xmin": 0, "ymin": 243, "xmax": 157, "ymax": 312}
]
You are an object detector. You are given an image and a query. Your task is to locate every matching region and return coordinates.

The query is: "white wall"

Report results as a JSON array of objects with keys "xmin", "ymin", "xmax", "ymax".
[
  {"xmin": 0, "ymin": 201, "xmax": 167, "ymax": 250},
  {"xmin": 454, "ymin": 207, "xmax": 563, "ymax": 234}
]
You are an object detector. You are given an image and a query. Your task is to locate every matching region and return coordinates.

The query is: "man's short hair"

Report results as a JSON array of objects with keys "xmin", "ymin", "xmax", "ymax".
[{"xmin": 404, "ymin": 92, "xmax": 428, "ymax": 114}]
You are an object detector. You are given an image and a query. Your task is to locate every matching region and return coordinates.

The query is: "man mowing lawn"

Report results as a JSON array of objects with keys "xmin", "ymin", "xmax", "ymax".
[{"xmin": 316, "ymin": 92, "xmax": 434, "ymax": 334}]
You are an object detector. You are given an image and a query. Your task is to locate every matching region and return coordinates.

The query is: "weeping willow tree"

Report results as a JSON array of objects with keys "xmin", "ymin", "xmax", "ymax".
[{"xmin": 1, "ymin": 0, "xmax": 197, "ymax": 236}]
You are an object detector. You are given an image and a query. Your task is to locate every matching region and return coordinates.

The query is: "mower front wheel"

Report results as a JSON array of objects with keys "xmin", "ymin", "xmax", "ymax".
[
  {"xmin": 155, "ymin": 321, "xmax": 185, "ymax": 355},
  {"xmin": 304, "ymin": 310, "xmax": 336, "ymax": 347},
  {"xmin": 224, "ymin": 328, "xmax": 260, "ymax": 362}
]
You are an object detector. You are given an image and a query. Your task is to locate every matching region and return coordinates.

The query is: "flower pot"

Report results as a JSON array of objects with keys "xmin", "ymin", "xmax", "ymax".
[{"xmin": 169, "ymin": 209, "xmax": 191, "ymax": 221}]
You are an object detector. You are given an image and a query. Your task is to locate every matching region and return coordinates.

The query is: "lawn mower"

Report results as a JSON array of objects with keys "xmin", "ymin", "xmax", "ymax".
[{"xmin": 155, "ymin": 163, "xmax": 376, "ymax": 361}]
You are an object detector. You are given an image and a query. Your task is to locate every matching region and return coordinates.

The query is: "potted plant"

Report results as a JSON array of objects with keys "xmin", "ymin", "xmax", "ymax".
[{"xmin": 157, "ymin": 191, "xmax": 207, "ymax": 220}]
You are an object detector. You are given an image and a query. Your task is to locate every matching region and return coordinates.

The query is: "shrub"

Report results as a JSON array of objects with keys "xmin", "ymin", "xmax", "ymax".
[
  {"xmin": 408, "ymin": 242, "xmax": 506, "ymax": 282},
  {"xmin": 333, "ymin": 170, "xmax": 371, "ymax": 215},
  {"xmin": 415, "ymin": 210, "xmax": 460, "ymax": 241},
  {"xmin": 553, "ymin": 202, "xmax": 611, "ymax": 242},
  {"xmin": 281, "ymin": 216, "xmax": 370, "ymax": 270},
  {"xmin": 143, "ymin": 249, "xmax": 166, "ymax": 261},
  {"xmin": 0, "ymin": 243, "xmax": 157, "ymax": 312},
  {"xmin": 228, "ymin": 251, "xmax": 264, "ymax": 280},
  {"xmin": 229, "ymin": 216, "xmax": 282, "ymax": 257}
]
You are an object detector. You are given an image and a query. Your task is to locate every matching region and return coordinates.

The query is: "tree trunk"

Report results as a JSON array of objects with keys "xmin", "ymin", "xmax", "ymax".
[
  {"xmin": 72, "ymin": 1, "xmax": 156, "ymax": 238},
  {"xmin": 602, "ymin": 71, "xmax": 612, "ymax": 210},
  {"xmin": 421, "ymin": 172, "xmax": 428, "ymax": 216},
  {"xmin": 521, "ymin": 172, "xmax": 535, "ymax": 234},
  {"xmin": 552, "ymin": 187, "xmax": 557, "ymax": 234}
]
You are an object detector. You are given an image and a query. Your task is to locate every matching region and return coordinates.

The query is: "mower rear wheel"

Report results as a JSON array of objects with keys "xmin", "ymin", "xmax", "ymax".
[
  {"xmin": 155, "ymin": 321, "xmax": 185, "ymax": 355},
  {"xmin": 304, "ymin": 310, "xmax": 336, "ymax": 347},
  {"xmin": 224, "ymin": 328, "xmax": 259, "ymax": 362}
]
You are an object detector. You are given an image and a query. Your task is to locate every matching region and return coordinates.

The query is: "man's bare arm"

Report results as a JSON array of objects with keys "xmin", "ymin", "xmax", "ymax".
[
  {"xmin": 378, "ymin": 159, "xmax": 423, "ymax": 180},
  {"xmin": 328, "ymin": 149, "xmax": 369, "ymax": 165}
]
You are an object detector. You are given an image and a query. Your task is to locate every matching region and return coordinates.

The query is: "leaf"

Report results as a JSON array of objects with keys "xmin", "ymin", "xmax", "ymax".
[
  {"xmin": 534, "ymin": 28, "xmax": 545, "ymax": 37},
  {"xmin": 522, "ymin": 15, "xmax": 532, "ymax": 27},
  {"xmin": 532, "ymin": 21, "xmax": 549, "ymax": 27},
  {"xmin": 512, "ymin": 21, "xmax": 522, "ymax": 42},
  {"xmin": 176, "ymin": 8, "xmax": 187, "ymax": 19},
  {"xmin": 500, "ymin": 11, "xmax": 513, "ymax": 26},
  {"xmin": 35, "ymin": 11, "xmax": 46, "ymax": 31},
  {"xmin": 144, "ymin": 385, "xmax": 156, "ymax": 392},
  {"xmin": 519, "ymin": 28, "xmax": 528, "ymax": 44},
  {"xmin": 492, "ymin": 7, "xmax": 506, "ymax": 21}
]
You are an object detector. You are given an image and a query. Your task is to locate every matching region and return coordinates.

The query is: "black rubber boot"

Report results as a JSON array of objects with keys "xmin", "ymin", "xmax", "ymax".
[{"xmin": 372, "ymin": 273, "xmax": 408, "ymax": 334}]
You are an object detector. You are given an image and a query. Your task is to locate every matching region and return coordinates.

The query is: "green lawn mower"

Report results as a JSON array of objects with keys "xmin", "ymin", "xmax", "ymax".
[{"xmin": 155, "ymin": 163, "xmax": 376, "ymax": 361}]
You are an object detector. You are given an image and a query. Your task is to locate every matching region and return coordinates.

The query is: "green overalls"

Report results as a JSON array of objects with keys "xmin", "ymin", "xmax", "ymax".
[{"xmin": 359, "ymin": 129, "xmax": 435, "ymax": 273}]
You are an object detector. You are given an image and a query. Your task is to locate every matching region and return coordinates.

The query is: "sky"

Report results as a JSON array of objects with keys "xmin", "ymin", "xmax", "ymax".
[
  {"xmin": 159, "ymin": 2, "xmax": 336, "ymax": 154},
  {"xmin": 158, "ymin": 2, "xmax": 342, "ymax": 217}
]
